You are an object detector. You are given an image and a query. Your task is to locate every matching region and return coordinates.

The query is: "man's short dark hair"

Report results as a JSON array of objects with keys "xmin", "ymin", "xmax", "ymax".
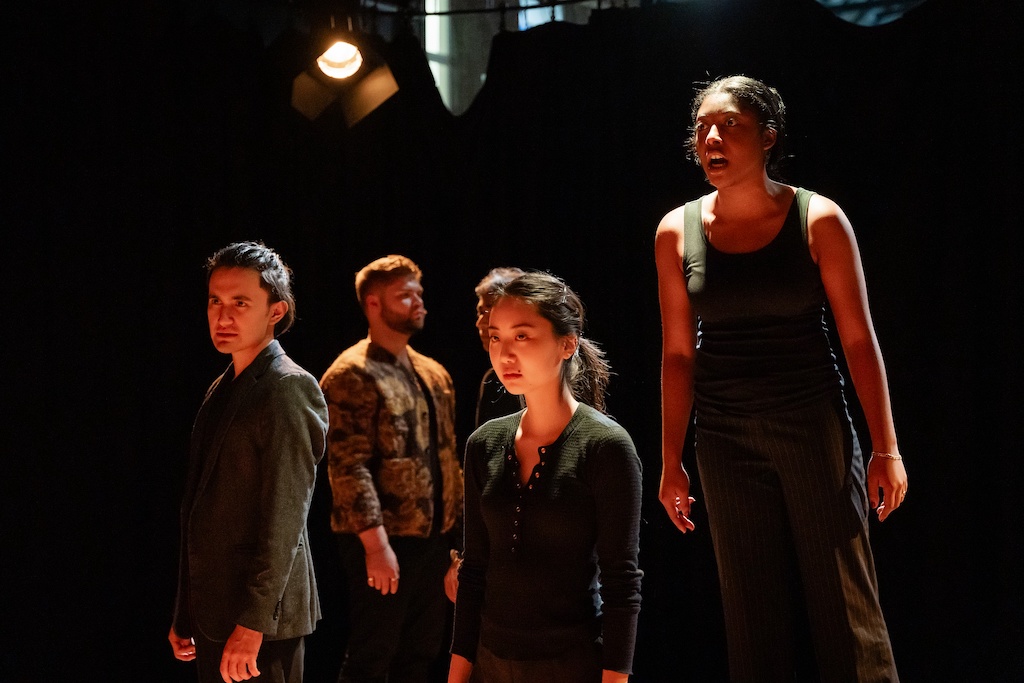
[{"xmin": 206, "ymin": 241, "xmax": 297, "ymax": 336}]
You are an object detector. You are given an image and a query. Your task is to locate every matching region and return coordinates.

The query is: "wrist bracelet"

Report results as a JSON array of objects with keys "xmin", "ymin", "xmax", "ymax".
[{"xmin": 871, "ymin": 451, "xmax": 903, "ymax": 461}]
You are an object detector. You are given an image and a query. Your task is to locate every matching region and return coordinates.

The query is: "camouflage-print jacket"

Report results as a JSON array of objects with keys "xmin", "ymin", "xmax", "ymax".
[{"xmin": 320, "ymin": 338, "xmax": 463, "ymax": 539}]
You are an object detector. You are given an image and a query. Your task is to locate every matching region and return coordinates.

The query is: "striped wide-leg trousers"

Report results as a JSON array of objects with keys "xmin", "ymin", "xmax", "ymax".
[{"xmin": 695, "ymin": 393, "xmax": 898, "ymax": 682}]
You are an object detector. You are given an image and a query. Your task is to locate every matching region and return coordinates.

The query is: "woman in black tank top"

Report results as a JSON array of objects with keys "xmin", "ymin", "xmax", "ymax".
[{"xmin": 654, "ymin": 75, "xmax": 907, "ymax": 682}]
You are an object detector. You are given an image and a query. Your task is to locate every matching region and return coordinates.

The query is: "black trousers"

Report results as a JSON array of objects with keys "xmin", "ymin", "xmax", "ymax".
[
  {"xmin": 194, "ymin": 632, "xmax": 304, "ymax": 683},
  {"xmin": 337, "ymin": 533, "xmax": 451, "ymax": 683},
  {"xmin": 469, "ymin": 641, "xmax": 602, "ymax": 683},
  {"xmin": 696, "ymin": 394, "xmax": 898, "ymax": 683}
]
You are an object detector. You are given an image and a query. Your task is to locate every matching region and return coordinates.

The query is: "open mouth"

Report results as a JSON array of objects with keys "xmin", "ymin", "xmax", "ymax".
[{"xmin": 707, "ymin": 155, "xmax": 727, "ymax": 170}]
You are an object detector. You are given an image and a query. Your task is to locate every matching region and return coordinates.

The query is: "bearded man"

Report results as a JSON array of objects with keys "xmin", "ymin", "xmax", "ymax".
[{"xmin": 320, "ymin": 255, "xmax": 463, "ymax": 683}]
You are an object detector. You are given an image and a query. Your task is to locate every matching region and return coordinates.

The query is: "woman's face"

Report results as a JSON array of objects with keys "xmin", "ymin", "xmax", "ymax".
[
  {"xmin": 487, "ymin": 297, "xmax": 576, "ymax": 398},
  {"xmin": 693, "ymin": 91, "xmax": 774, "ymax": 186}
]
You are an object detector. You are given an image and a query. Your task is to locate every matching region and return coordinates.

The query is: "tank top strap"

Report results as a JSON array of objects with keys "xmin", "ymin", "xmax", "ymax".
[
  {"xmin": 795, "ymin": 187, "xmax": 816, "ymax": 245},
  {"xmin": 682, "ymin": 196, "xmax": 706, "ymax": 277},
  {"xmin": 684, "ymin": 189, "xmax": 814, "ymax": 263}
]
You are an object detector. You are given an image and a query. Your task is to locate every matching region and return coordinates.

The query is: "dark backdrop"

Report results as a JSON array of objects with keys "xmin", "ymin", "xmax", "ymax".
[{"xmin": 5, "ymin": 0, "xmax": 1020, "ymax": 680}]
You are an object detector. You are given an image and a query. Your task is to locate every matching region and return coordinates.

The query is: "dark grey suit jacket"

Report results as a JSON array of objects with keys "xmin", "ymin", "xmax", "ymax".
[{"xmin": 173, "ymin": 340, "xmax": 329, "ymax": 642}]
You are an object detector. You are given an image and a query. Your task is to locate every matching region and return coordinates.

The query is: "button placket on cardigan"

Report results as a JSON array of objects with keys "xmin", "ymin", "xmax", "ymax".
[{"xmin": 507, "ymin": 444, "xmax": 550, "ymax": 553}]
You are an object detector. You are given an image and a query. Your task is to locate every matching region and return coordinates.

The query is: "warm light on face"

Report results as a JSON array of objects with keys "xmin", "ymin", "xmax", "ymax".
[{"xmin": 317, "ymin": 41, "xmax": 363, "ymax": 79}]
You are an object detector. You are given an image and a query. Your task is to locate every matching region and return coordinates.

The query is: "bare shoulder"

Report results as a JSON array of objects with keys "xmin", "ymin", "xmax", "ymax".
[
  {"xmin": 807, "ymin": 191, "xmax": 855, "ymax": 242},
  {"xmin": 657, "ymin": 204, "xmax": 688, "ymax": 235},
  {"xmin": 805, "ymin": 192, "xmax": 861, "ymax": 267},
  {"xmin": 655, "ymin": 205, "xmax": 688, "ymax": 265},
  {"xmin": 806, "ymin": 192, "xmax": 852, "ymax": 227}
]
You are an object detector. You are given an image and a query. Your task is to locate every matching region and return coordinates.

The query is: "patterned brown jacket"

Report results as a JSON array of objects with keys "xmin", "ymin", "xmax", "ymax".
[{"xmin": 320, "ymin": 338, "xmax": 463, "ymax": 539}]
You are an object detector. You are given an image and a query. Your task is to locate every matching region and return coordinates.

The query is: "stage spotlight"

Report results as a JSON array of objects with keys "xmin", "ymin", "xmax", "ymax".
[
  {"xmin": 317, "ymin": 39, "xmax": 362, "ymax": 79},
  {"xmin": 291, "ymin": 23, "xmax": 398, "ymax": 126}
]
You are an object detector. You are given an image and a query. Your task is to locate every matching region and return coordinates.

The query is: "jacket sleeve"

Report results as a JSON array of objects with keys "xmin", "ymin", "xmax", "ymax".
[
  {"xmin": 236, "ymin": 371, "xmax": 328, "ymax": 634},
  {"xmin": 172, "ymin": 374, "xmax": 225, "ymax": 638},
  {"xmin": 321, "ymin": 364, "xmax": 385, "ymax": 533},
  {"xmin": 431, "ymin": 363, "xmax": 464, "ymax": 545}
]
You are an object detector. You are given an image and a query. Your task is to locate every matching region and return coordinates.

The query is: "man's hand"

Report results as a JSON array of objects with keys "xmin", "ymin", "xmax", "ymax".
[
  {"xmin": 360, "ymin": 525, "xmax": 401, "ymax": 595},
  {"xmin": 365, "ymin": 544, "xmax": 401, "ymax": 595},
  {"xmin": 220, "ymin": 624, "xmax": 263, "ymax": 682},
  {"xmin": 168, "ymin": 627, "xmax": 196, "ymax": 661}
]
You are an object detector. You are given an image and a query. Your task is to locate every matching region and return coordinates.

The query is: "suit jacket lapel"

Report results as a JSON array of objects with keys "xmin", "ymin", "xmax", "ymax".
[
  {"xmin": 182, "ymin": 373, "xmax": 226, "ymax": 516},
  {"xmin": 190, "ymin": 341, "xmax": 283, "ymax": 505}
]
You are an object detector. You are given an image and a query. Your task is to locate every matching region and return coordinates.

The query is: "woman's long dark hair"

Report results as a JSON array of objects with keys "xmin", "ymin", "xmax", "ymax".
[{"xmin": 493, "ymin": 271, "xmax": 612, "ymax": 413}]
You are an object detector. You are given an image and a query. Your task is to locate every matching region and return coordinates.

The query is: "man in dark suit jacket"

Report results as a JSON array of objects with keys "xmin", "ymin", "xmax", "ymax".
[{"xmin": 169, "ymin": 242, "xmax": 329, "ymax": 683}]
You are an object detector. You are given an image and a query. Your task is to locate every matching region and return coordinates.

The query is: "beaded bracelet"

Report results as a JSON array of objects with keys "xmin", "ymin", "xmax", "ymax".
[{"xmin": 871, "ymin": 451, "xmax": 903, "ymax": 461}]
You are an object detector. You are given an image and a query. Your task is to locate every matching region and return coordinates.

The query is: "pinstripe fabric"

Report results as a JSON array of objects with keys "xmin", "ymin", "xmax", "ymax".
[{"xmin": 695, "ymin": 394, "xmax": 898, "ymax": 682}]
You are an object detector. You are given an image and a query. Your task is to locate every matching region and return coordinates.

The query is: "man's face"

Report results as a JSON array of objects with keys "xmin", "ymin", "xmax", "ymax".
[
  {"xmin": 475, "ymin": 295, "xmax": 491, "ymax": 352},
  {"xmin": 207, "ymin": 266, "xmax": 284, "ymax": 362},
  {"xmin": 378, "ymin": 275, "xmax": 426, "ymax": 336}
]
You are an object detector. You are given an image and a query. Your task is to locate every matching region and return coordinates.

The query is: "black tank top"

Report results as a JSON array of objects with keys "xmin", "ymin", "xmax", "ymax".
[{"xmin": 683, "ymin": 188, "xmax": 843, "ymax": 415}]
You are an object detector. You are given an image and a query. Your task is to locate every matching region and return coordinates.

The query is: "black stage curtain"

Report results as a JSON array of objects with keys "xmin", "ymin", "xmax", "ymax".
[{"xmin": 6, "ymin": 0, "xmax": 1019, "ymax": 680}]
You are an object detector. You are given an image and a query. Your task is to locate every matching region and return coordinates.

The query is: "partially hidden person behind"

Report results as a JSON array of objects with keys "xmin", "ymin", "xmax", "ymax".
[
  {"xmin": 655, "ymin": 75, "xmax": 908, "ymax": 681},
  {"xmin": 320, "ymin": 254, "xmax": 464, "ymax": 683},
  {"xmin": 169, "ymin": 241, "xmax": 330, "ymax": 683},
  {"xmin": 473, "ymin": 267, "xmax": 525, "ymax": 428},
  {"xmin": 449, "ymin": 271, "xmax": 643, "ymax": 683}
]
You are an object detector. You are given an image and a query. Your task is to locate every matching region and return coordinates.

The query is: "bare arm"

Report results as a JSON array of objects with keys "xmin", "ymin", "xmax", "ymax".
[
  {"xmin": 655, "ymin": 210, "xmax": 698, "ymax": 533},
  {"xmin": 808, "ymin": 194, "xmax": 909, "ymax": 521}
]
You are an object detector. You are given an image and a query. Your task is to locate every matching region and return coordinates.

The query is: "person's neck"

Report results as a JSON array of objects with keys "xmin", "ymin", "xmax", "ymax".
[
  {"xmin": 521, "ymin": 385, "xmax": 579, "ymax": 443},
  {"xmin": 231, "ymin": 336, "xmax": 274, "ymax": 378},
  {"xmin": 711, "ymin": 175, "xmax": 787, "ymax": 220},
  {"xmin": 367, "ymin": 325, "xmax": 412, "ymax": 366}
]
